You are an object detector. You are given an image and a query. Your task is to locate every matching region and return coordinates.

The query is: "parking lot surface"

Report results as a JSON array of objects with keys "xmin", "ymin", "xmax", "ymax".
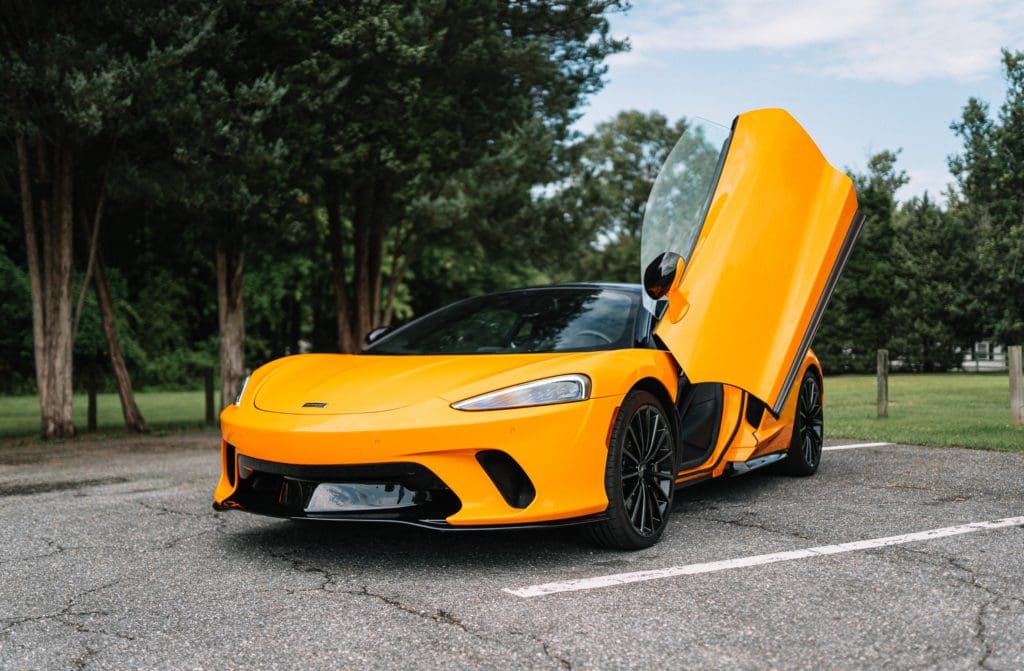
[{"xmin": 1, "ymin": 432, "xmax": 1022, "ymax": 670}]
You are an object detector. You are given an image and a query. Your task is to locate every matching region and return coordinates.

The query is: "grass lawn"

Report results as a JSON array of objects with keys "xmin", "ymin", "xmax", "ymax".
[
  {"xmin": 1, "ymin": 375, "xmax": 1022, "ymax": 452},
  {"xmin": 0, "ymin": 390, "xmax": 211, "ymax": 439},
  {"xmin": 825, "ymin": 373, "xmax": 1023, "ymax": 452}
]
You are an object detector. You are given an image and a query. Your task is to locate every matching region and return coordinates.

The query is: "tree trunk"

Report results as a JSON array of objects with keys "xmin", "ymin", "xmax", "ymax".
[
  {"xmin": 15, "ymin": 137, "xmax": 46, "ymax": 414},
  {"xmin": 16, "ymin": 135, "xmax": 76, "ymax": 439},
  {"xmin": 351, "ymin": 181, "xmax": 375, "ymax": 347},
  {"xmin": 217, "ymin": 240, "xmax": 246, "ymax": 410},
  {"xmin": 92, "ymin": 248, "xmax": 148, "ymax": 433},
  {"xmin": 369, "ymin": 184, "xmax": 387, "ymax": 328},
  {"xmin": 73, "ymin": 194, "xmax": 105, "ymax": 341},
  {"xmin": 326, "ymin": 180, "xmax": 355, "ymax": 353}
]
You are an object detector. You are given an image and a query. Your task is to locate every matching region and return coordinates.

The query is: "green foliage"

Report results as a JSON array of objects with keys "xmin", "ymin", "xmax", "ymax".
[
  {"xmin": 814, "ymin": 151, "xmax": 907, "ymax": 372},
  {"xmin": 949, "ymin": 48, "xmax": 1024, "ymax": 345},
  {"xmin": 0, "ymin": 244, "xmax": 34, "ymax": 392},
  {"xmin": 547, "ymin": 110, "xmax": 686, "ymax": 282},
  {"xmin": 8, "ymin": 1, "xmax": 1017, "ymax": 401},
  {"xmin": 889, "ymin": 195, "xmax": 978, "ymax": 371},
  {"xmin": 71, "ymin": 268, "xmax": 148, "ymax": 390}
]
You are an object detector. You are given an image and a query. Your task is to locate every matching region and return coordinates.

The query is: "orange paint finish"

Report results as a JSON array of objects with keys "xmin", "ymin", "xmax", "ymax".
[
  {"xmin": 752, "ymin": 352, "xmax": 822, "ymax": 458},
  {"xmin": 214, "ymin": 349, "xmax": 679, "ymax": 526},
  {"xmin": 655, "ymin": 108, "xmax": 859, "ymax": 413}
]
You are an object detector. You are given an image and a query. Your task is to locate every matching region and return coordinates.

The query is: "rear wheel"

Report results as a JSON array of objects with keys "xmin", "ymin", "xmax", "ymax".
[
  {"xmin": 583, "ymin": 390, "xmax": 676, "ymax": 550},
  {"xmin": 782, "ymin": 370, "xmax": 824, "ymax": 475}
]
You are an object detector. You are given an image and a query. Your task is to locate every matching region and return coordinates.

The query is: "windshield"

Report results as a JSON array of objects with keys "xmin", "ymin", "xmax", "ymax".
[
  {"xmin": 366, "ymin": 287, "xmax": 640, "ymax": 355},
  {"xmin": 640, "ymin": 118, "xmax": 732, "ymax": 311}
]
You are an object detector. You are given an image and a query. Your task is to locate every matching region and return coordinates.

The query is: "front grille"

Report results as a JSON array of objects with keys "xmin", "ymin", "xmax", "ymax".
[{"xmin": 226, "ymin": 455, "xmax": 461, "ymax": 521}]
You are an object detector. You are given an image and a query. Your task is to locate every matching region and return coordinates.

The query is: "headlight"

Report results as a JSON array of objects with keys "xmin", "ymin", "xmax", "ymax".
[
  {"xmin": 235, "ymin": 375, "xmax": 251, "ymax": 406},
  {"xmin": 451, "ymin": 374, "xmax": 591, "ymax": 411}
]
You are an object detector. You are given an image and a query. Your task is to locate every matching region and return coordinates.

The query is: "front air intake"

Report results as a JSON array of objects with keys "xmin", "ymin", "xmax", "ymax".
[
  {"xmin": 476, "ymin": 450, "xmax": 536, "ymax": 509},
  {"xmin": 225, "ymin": 442, "xmax": 237, "ymax": 486}
]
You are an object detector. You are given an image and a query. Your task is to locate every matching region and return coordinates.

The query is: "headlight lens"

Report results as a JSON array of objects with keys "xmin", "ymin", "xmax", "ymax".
[
  {"xmin": 451, "ymin": 374, "xmax": 591, "ymax": 411},
  {"xmin": 234, "ymin": 375, "xmax": 251, "ymax": 406}
]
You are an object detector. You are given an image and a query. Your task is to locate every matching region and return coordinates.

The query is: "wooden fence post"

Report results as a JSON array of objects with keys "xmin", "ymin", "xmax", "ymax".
[
  {"xmin": 1010, "ymin": 345, "xmax": 1023, "ymax": 426},
  {"xmin": 205, "ymin": 368, "xmax": 215, "ymax": 425},
  {"xmin": 877, "ymin": 349, "xmax": 889, "ymax": 418}
]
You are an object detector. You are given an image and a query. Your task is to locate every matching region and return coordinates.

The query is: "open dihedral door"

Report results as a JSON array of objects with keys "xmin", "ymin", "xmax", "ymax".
[{"xmin": 640, "ymin": 108, "xmax": 863, "ymax": 416}]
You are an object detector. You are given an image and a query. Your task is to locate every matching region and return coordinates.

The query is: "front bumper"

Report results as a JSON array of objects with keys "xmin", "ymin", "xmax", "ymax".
[{"xmin": 214, "ymin": 395, "xmax": 620, "ymax": 526}]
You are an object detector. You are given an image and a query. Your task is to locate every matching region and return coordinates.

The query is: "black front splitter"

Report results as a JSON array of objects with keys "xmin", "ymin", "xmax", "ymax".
[{"xmin": 213, "ymin": 501, "xmax": 608, "ymax": 532}]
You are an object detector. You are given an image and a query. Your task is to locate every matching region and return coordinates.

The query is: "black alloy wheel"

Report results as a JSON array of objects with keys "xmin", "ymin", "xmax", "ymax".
[
  {"xmin": 584, "ymin": 389, "xmax": 676, "ymax": 550},
  {"xmin": 783, "ymin": 370, "xmax": 824, "ymax": 475}
]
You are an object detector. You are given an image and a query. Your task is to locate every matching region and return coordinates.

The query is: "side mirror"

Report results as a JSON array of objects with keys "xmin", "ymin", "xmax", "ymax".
[
  {"xmin": 643, "ymin": 252, "xmax": 685, "ymax": 300},
  {"xmin": 365, "ymin": 325, "xmax": 393, "ymax": 346}
]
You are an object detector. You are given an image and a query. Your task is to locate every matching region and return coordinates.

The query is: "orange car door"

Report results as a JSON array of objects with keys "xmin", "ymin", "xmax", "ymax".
[{"xmin": 640, "ymin": 108, "xmax": 863, "ymax": 416}]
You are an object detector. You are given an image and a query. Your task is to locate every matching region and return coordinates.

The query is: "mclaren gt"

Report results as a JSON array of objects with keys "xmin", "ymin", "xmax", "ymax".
[{"xmin": 214, "ymin": 108, "xmax": 862, "ymax": 549}]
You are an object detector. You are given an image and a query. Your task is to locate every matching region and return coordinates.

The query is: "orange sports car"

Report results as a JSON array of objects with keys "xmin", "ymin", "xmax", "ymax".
[{"xmin": 214, "ymin": 108, "xmax": 863, "ymax": 549}]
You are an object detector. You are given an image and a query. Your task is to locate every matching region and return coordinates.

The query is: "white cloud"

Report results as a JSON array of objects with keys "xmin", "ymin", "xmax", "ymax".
[{"xmin": 617, "ymin": 0, "xmax": 1024, "ymax": 83}]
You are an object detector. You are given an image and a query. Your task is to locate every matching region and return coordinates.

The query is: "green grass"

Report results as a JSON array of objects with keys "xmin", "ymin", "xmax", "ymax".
[
  {"xmin": 825, "ymin": 373, "xmax": 1024, "ymax": 452},
  {"xmin": 1, "ymin": 375, "xmax": 1022, "ymax": 451},
  {"xmin": 0, "ymin": 390, "xmax": 211, "ymax": 439}
]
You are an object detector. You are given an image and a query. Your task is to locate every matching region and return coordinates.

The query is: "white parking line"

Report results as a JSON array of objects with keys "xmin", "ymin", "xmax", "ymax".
[
  {"xmin": 504, "ymin": 516, "xmax": 1024, "ymax": 598},
  {"xmin": 824, "ymin": 441, "xmax": 891, "ymax": 451}
]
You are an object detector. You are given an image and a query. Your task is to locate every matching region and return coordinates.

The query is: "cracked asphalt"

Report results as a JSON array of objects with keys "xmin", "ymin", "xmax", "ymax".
[{"xmin": 1, "ymin": 432, "xmax": 1022, "ymax": 670}]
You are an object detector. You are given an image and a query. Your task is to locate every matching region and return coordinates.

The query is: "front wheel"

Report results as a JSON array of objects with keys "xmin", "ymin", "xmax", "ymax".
[
  {"xmin": 781, "ymin": 370, "xmax": 824, "ymax": 476},
  {"xmin": 583, "ymin": 390, "xmax": 676, "ymax": 550}
]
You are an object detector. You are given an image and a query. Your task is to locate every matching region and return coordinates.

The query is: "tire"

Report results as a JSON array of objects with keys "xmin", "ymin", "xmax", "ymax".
[
  {"xmin": 583, "ymin": 389, "xmax": 676, "ymax": 550},
  {"xmin": 781, "ymin": 370, "xmax": 824, "ymax": 476}
]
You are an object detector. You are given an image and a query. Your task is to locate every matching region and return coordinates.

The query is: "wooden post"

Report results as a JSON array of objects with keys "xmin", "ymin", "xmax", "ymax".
[
  {"xmin": 877, "ymin": 349, "xmax": 889, "ymax": 418},
  {"xmin": 1009, "ymin": 345, "xmax": 1023, "ymax": 426},
  {"xmin": 205, "ymin": 368, "xmax": 216, "ymax": 425}
]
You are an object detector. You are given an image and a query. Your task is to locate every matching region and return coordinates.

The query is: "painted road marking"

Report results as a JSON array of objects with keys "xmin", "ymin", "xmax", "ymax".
[
  {"xmin": 824, "ymin": 441, "xmax": 891, "ymax": 451},
  {"xmin": 505, "ymin": 516, "xmax": 1024, "ymax": 598}
]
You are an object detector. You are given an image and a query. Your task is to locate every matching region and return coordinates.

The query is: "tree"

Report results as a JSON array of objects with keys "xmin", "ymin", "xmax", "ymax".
[
  {"xmin": 2, "ymin": 2, "xmax": 124, "ymax": 437},
  {"xmin": 278, "ymin": 1, "xmax": 627, "ymax": 350},
  {"xmin": 814, "ymin": 150, "xmax": 908, "ymax": 372},
  {"xmin": 950, "ymin": 48, "xmax": 1024, "ymax": 345},
  {"xmin": 547, "ymin": 110, "xmax": 685, "ymax": 282},
  {"xmin": 1, "ymin": 1, "xmax": 628, "ymax": 432},
  {"xmin": 132, "ymin": 1, "xmax": 291, "ymax": 408},
  {"xmin": 889, "ymin": 195, "xmax": 978, "ymax": 371}
]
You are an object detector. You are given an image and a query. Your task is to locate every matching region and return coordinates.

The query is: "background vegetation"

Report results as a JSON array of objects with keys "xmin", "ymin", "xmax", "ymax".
[
  {"xmin": 826, "ymin": 374, "xmax": 1023, "ymax": 451},
  {"xmin": 1, "ymin": 1, "xmax": 1022, "ymax": 440}
]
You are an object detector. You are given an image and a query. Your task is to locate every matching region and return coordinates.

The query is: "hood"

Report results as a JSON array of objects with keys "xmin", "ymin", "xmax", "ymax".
[{"xmin": 251, "ymin": 352, "xmax": 601, "ymax": 415}]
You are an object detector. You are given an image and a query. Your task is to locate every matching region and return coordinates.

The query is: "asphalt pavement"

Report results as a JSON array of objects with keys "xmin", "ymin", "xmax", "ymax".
[{"xmin": 1, "ymin": 432, "xmax": 1022, "ymax": 670}]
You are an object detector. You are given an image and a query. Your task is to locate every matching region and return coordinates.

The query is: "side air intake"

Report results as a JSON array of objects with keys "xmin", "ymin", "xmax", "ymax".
[{"xmin": 476, "ymin": 450, "xmax": 536, "ymax": 509}]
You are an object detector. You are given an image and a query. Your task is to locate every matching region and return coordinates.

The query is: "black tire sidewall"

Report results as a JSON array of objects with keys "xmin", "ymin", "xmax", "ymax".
[
  {"xmin": 601, "ymin": 389, "xmax": 676, "ymax": 549},
  {"xmin": 786, "ymin": 370, "xmax": 823, "ymax": 476}
]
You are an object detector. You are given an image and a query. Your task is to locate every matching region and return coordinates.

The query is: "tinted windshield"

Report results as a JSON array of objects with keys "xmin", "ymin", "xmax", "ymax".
[
  {"xmin": 366, "ymin": 288, "xmax": 640, "ymax": 354},
  {"xmin": 640, "ymin": 118, "xmax": 732, "ymax": 311}
]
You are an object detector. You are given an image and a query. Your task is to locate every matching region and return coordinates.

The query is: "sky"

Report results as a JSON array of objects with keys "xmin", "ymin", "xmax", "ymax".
[{"xmin": 575, "ymin": 1, "xmax": 1023, "ymax": 200}]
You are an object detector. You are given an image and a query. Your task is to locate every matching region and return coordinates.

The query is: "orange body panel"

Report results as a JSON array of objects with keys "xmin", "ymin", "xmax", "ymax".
[
  {"xmin": 654, "ymin": 108, "xmax": 859, "ymax": 414},
  {"xmin": 215, "ymin": 349, "xmax": 680, "ymax": 526},
  {"xmin": 674, "ymin": 351, "xmax": 821, "ymax": 483}
]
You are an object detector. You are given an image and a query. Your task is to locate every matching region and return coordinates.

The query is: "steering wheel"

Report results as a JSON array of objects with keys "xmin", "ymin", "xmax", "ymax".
[{"xmin": 574, "ymin": 329, "xmax": 613, "ymax": 344}]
